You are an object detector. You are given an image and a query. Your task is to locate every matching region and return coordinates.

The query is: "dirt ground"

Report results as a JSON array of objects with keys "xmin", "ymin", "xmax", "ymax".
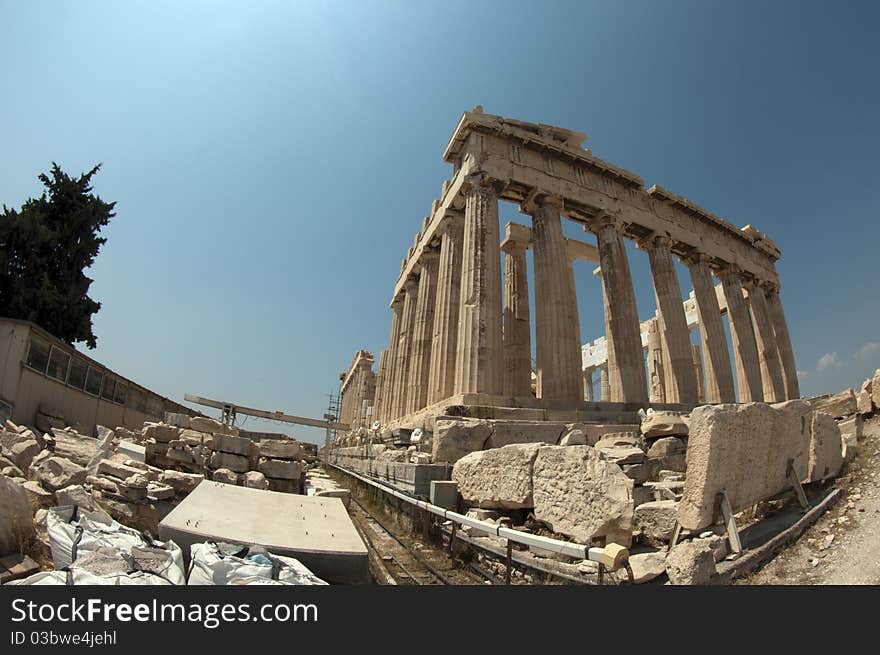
[{"xmin": 744, "ymin": 412, "xmax": 880, "ymax": 585}]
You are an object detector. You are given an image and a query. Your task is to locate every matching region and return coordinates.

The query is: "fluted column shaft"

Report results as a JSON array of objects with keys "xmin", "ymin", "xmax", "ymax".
[
  {"xmin": 646, "ymin": 318, "xmax": 666, "ymax": 403},
  {"xmin": 502, "ymin": 241, "xmax": 532, "ymax": 398},
  {"xmin": 583, "ymin": 366, "xmax": 595, "ymax": 401},
  {"xmin": 454, "ymin": 176, "xmax": 504, "ymax": 396},
  {"xmin": 530, "ymin": 197, "xmax": 582, "ymax": 406},
  {"xmin": 686, "ymin": 255, "xmax": 735, "ymax": 403},
  {"xmin": 600, "ymin": 365, "xmax": 610, "ymax": 401},
  {"xmin": 427, "ymin": 220, "xmax": 464, "ymax": 405},
  {"xmin": 748, "ymin": 282, "xmax": 786, "ymax": 402},
  {"xmin": 391, "ymin": 280, "xmax": 419, "ymax": 419},
  {"xmin": 380, "ymin": 303, "xmax": 402, "ymax": 423},
  {"xmin": 373, "ymin": 350, "xmax": 387, "ymax": 425},
  {"xmin": 765, "ymin": 286, "xmax": 800, "ymax": 399},
  {"xmin": 406, "ymin": 253, "xmax": 440, "ymax": 414},
  {"xmin": 644, "ymin": 236, "xmax": 699, "ymax": 404},
  {"xmin": 691, "ymin": 343, "xmax": 705, "ymax": 404},
  {"xmin": 719, "ymin": 268, "xmax": 763, "ymax": 402},
  {"xmin": 591, "ymin": 216, "xmax": 647, "ymax": 403}
]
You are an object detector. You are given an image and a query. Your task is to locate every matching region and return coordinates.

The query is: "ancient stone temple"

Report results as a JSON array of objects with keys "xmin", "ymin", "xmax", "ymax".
[{"xmin": 338, "ymin": 108, "xmax": 798, "ymax": 437}]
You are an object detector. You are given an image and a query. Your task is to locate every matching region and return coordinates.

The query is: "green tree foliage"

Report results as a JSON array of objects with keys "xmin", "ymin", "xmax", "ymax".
[{"xmin": 0, "ymin": 163, "xmax": 116, "ymax": 348}]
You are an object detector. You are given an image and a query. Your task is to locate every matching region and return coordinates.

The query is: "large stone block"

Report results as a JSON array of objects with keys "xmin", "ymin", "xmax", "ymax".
[
  {"xmin": 451, "ymin": 443, "xmax": 543, "ymax": 509},
  {"xmin": 809, "ymin": 389, "xmax": 857, "ymax": 419},
  {"xmin": 0, "ymin": 475, "xmax": 34, "ymax": 556},
  {"xmin": 641, "ymin": 413, "xmax": 689, "ymax": 439},
  {"xmin": 191, "ymin": 417, "xmax": 239, "ymax": 436},
  {"xmin": 258, "ymin": 459, "xmax": 301, "ymax": 480},
  {"xmin": 857, "ymin": 378, "xmax": 873, "ymax": 415},
  {"xmin": 432, "ymin": 418, "xmax": 492, "ymax": 464},
  {"xmin": 49, "ymin": 429, "xmax": 97, "ymax": 467},
  {"xmin": 872, "ymin": 369, "xmax": 880, "ymax": 410},
  {"xmin": 839, "ymin": 415, "xmax": 862, "ymax": 462},
  {"xmin": 633, "ymin": 500, "xmax": 679, "ymax": 546},
  {"xmin": 483, "ymin": 421, "xmax": 564, "ymax": 449},
  {"xmin": 677, "ymin": 401, "xmax": 811, "ymax": 531},
  {"xmin": 244, "ymin": 471, "xmax": 269, "ymax": 490},
  {"xmin": 647, "ymin": 436, "xmax": 686, "ymax": 459},
  {"xmin": 213, "ymin": 433, "xmax": 251, "ymax": 456},
  {"xmin": 160, "ymin": 470, "xmax": 204, "ymax": 494},
  {"xmin": 142, "ymin": 423, "xmax": 181, "ymax": 444},
  {"xmin": 807, "ymin": 412, "xmax": 842, "ymax": 482},
  {"xmin": 209, "ymin": 452, "xmax": 249, "ymax": 474},
  {"xmin": 258, "ymin": 439, "xmax": 303, "ymax": 460},
  {"xmin": 164, "ymin": 412, "xmax": 192, "ymax": 429},
  {"xmin": 10, "ymin": 439, "xmax": 41, "ymax": 473},
  {"xmin": 665, "ymin": 538, "xmax": 717, "ymax": 585},
  {"xmin": 532, "ymin": 445, "xmax": 634, "ymax": 546},
  {"xmin": 20, "ymin": 480, "xmax": 54, "ymax": 512},
  {"xmin": 37, "ymin": 456, "xmax": 87, "ymax": 492}
]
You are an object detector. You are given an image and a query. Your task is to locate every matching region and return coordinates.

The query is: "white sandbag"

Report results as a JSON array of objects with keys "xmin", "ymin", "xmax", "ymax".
[
  {"xmin": 187, "ymin": 542, "xmax": 327, "ymax": 586},
  {"xmin": 46, "ymin": 505, "xmax": 185, "ymax": 584},
  {"xmin": 7, "ymin": 569, "xmax": 173, "ymax": 585},
  {"xmin": 48, "ymin": 506, "xmax": 144, "ymax": 569}
]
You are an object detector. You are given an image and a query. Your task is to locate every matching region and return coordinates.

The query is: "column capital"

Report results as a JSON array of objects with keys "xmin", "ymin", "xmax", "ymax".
[
  {"xmin": 402, "ymin": 276, "xmax": 419, "ymax": 291},
  {"xmin": 520, "ymin": 191, "xmax": 564, "ymax": 215},
  {"xmin": 501, "ymin": 239, "xmax": 528, "ymax": 253},
  {"xmin": 714, "ymin": 262, "xmax": 743, "ymax": 280},
  {"xmin": 681, "ymin": 251, "xmax": 712, "ymax": 268},
  {"xmin": 585, "ymin": 210, "xmax": 625, "ymax": 235},
  {"xmin": 636, "ymin": 232, "xmax": 673, "ymax": 252},
  {"xmin": 462, "ymin": 172, "xmax": 503, "ymax": 196}
]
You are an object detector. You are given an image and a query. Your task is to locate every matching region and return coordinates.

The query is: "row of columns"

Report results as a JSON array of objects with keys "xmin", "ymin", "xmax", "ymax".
[
  {"xmin": 339, "ymin": 352, "xmax": 376, "ymax": 431},
  {"xmin": 373, "ymin": 173, "xmax": 799, "ymax": 424}
]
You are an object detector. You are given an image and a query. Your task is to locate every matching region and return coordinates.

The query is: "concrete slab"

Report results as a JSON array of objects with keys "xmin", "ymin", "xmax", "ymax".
[{"xmin": 158, "ymin": 481, "xmax": 368, "ymax": 584}]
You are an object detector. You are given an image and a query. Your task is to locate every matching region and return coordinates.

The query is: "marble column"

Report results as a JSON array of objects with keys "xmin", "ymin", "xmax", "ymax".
[
  {"xmin": 380, "ymin": 303, "xmax": 402, "ymax": 423},
  {"xmin": 391, "ymin": 278, "xmax": 419, "ymax": 420},
  {"xmin": 718, "ymin": 266, "xmax": 763, "ymax": 403},
  {"xmin": 691, "ymin": 342, "xmax": 705, "ymax": 404},
  {"xmin": 747, "ymin": 281, "xmax": 786, "ymax": 402},
  {"xmin": 686, "ymin": 254, "xmax": 735, "ymax": 403},
  {"xmin": 643, "ymin": 235, "xmax": 699, "ymax": 404},
  {"xmin": 454, "ymin": 175, "xmax": 504, "ymax": 397},
  {"xmin": 600, "ymin": 364, "xmax": 610, "ymax": 401},
  {"xmin": 406, "ymin": 252, "xmax": 440, "ymax": 415},
  {"xmin": 591, "ymin": 215, "xmax": 647, "ymax": 403},
  {"xmin": 529, "ymin": 196, "xmax": 582, "ymax": 407},
  {"xmin": 502, "ymin": 240, "xmax": 532, "ymax": 398},
  {"xmin": 427, "ymin": 219, "xmax": 464, "ymax": 405},
  {"xmin": 765, "ymin": 285, "xmax": 800, "ymax": 399},
  {"xmin": 646, "ymin": 318, "xmax": 666, "ymax": 403},
  {"xmin": 583, "ymin": 366, "xmax": 595, "ymax": 401},
  {"xmin": 372, "ymin": 350, "xmax": 387, "ymax": 425}
]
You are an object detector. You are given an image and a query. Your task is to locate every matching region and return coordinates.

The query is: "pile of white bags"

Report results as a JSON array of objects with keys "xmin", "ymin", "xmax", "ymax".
[{"xmin": 187, "ymin": 542, "xmax": 327, "ymax": 585}]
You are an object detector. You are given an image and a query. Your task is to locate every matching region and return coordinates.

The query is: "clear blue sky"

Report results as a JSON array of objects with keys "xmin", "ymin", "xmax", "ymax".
[{"xmin": 2, "ymin": 1, "xmax": 878, "ymax": 442}]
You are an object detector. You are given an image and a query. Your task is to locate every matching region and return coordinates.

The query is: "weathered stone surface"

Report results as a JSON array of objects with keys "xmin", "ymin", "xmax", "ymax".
[
  {"xmin": 839, "ymin": 415, "xmax": 862, "ymax": 463},
  {"xmin": 177, "ymin": 429, "xmax": 211, "ymax": 447},
  {"xmin": 596, "ymin": 445, "xmax": 645, "ymax": 465},
  {"xmin": 641, "ymin": 412, "xmax": 689, "ymax": 438},
  {"xmin": 633, "ymin": 485, "xmax": 655, "ymax": 507},
  {"xmin": 558, "ymin": 428, "xmax": 586, "ymax": 446},
  {"xmin": 160, "ymin": 470, "xmax": 203, "ymax": 494},
  {"xmin": 567, "ymin": 423, "xmax": 641, "ymax": 446},
  {"xmin": 37, "ymin": 456, "xmax": 87, "ymax": 492},
  {"xmin": 0, "ymin": 429, "xmax": 25, "ymax": 451},
  {"xmin": 258, "ymin": 458, "xmax": 301, "ymax": 480},
  {"xmin": 21, "ymin": 480, "xmax": 54, "ymax": 512},
  {"xmin": 55, "ymin": 484, "xmax": 110, "ymax": 519},
  {"xmin": 665, "ymin": 538, "xmax": 717, "ymax": 585},
  {"xmin": 432, "ymin": 418, "xmax": 492, "ymax": 464},
  {"xmin": 807, "ymin": 411, "xmax": 842, "ymax": 482},
  {"xmin": 452, "ymin": 443, "xmax": 543, "ymax": 510},
  {"xmin": 258, "ymin": 439, "xmax": 303, "ymax": 460},
  {"xmin": 484, "ymin": 421, "xmax": 564, "ymax": 449},
  {"xmin": 97, "ymin": 496, "xmax": 170, "ymax": 535},
  {"xmin": 647, "ymin": 436, "xmax": 686, "ymax": 459},
  {"xmin": 266, "ymin": 477, "xmax": 298, "ymax": 493},
  {"xmin": 633, "ymin": 500, "xmax": 679, "ymax": 545},
  {"xmin": 191, "ymin": 417, "xmax": 238, "ymax": 436},
  {"xmin": 678, "ymin": 401, "xmax": 811, "ymax": 531},
  {"xmin": 857, "ymin": 378, "xmax": 873, "ymax": 415},
  {"xmin": 212, "ymin": 433, "xmax": 251, "ymax": 456},
  {"xmin": 143, "ymin": 423, "xmax": 182, "ymax": 443},
  {"xmin": 594, "ymin": 432, "xmax": 642, "ymax": 450},
  {"xmin": 532, "ymin": 445, "xmax": 634, "ymax": 545},
  {"xmin": 872, "ymin": 370, "xmax": 880, "ymax": 411},
  {"xmin": 809, "ymin": 389, "xmax": 857, "ymax": 419},
  {"xmin": 243, "ymin": 471, "xmax": 269, "ymax": 490},
  {"xmin": 210, "ymin": 451, "xmax": 249, "ymax": 474},
  {"xmin": 49, "ymin": 429, "xmax": 97, "ymax": 467},
  {"xmin": 164, "ymin": 412, "xmax": 192, "ymax": 429},
  {"xmin": 625, "ymin": 551, "xmax": 667, "ymax": 584},
  {"xmin": 36, "ymin": 411, "xmax": 65, "ymax": 433},
  {"xmin": 211, "ymin": 468, "xmax": 240, "ymax": 485},
  {"xmin": 0, "ymin": 475, "xmax": 34, "ymax": 555},
  {"xmin": 97, "ymin": 459, "xmax": 144, "ymax": 482},
  {"xmin": 10, "ymin": 439, "xmax": 41, "ymax": 473},
  {"xmin": 147, "ymin": 482, "xmax": 175, "ymax": 500}
]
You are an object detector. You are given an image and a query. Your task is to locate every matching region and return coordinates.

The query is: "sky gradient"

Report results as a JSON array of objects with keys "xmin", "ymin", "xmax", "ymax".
[{"xmin": 2, "ymin": 1, "xmax": 878, "ymax": 442}]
